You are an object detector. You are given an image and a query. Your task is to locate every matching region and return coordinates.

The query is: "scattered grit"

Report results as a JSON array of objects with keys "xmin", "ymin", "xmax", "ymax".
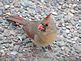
[{"xmin": 0, "ymin": 0, "xmax": 81, "ymax": 61}]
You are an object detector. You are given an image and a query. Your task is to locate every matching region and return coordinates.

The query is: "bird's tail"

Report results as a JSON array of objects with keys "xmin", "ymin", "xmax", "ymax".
[{"xmin": 6, "ymin": 15, "xmax": 28, "ymax": 25}]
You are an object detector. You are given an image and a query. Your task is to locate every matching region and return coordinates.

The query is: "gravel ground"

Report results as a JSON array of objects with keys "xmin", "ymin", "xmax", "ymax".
[{"xmin": 0, "ymin": 0, "xmax": 81, "ymax": 61}]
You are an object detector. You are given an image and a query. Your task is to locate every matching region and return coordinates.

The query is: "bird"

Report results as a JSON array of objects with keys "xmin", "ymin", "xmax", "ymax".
[{"xmin": 6, "ymin": 13, "xmax": 57, "ymax": 50}]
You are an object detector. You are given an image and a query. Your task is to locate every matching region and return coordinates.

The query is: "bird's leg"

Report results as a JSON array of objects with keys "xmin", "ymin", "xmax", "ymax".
[
  {"xmin": 42, "ymin": 47, "xmax": 46, "ymax": 52},
  {"xmin": 33, "ymin": 43, "xmax": 37, "ymax": 48},
  {"xmin": 47, "ymin": 45, "xmax": 53, "ymax": 51}
]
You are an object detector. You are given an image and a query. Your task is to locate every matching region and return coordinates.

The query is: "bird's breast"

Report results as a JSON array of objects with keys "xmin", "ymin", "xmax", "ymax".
[{"xmin": 33, "ymin": 31, "xmax": 57, "ymax": 46}]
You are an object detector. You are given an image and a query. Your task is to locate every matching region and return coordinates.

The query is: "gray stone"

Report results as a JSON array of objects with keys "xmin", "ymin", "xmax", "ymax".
[
  {"xmin": 3, "ymin": 30, "xmax": 10, "ymax": 36},
  {"xmin": 57, "ymin": 0, "xmax": 64, "ymax": 4},
  {"xmin": 78, "ymin": 38, "xmax": 81, "ymax": 43},
  {"xmin": 0, "ymin": 35, "xmax": 3, "ymax": 40},
  {"xmin": 77, "ymin": 29, "xmax": 81, "ymax": 34},
  {"xmin": 20, "ymin": 0, "xmax": 32, "ymax": 7},
  {"xmin": 10, "ymin": 51, "xmax": 18, "ymax": 55},
  {"xmin": 65, "ymin": 29, "xmax": 70, "ymax": 33},
  {"xmin": 0, "ymin": 9, "xmax": 3, "ymax": 15},
  {"xmin": 0, "ymin": 50, "xmax": 5, "ymax": 56},
  {"xmin": 70, "ymin": 20, "xmax": 76, "ymax": 25},
  {"xmin": 0, "ymin": 27, "xmax": 4, "ymax": 34},
  {"xmin": 4, "ymin": 5, "xmax": 10, "ymax": 9},
  {"xmin": 1, "ymin": 19, "xmax": 9, "ymax": 26},
  {"xmin": 0, "ymin": 2, "xmax": 3, "ymax": 6},
  {"xmin": 2, "ymin": 0, "xmax": 13, "ymax": 4}
]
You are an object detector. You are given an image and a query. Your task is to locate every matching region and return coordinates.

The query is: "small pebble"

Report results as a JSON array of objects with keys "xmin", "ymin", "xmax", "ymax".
[
  {"xmin": 79, "ymin": 34, "xmax": 81, "ymax": 38},
  {"xmin": 4, "ymin": 5, "xmax": 10, "ymax": 9},
  {"xmin": 0, "ymin": 2, "xmax": 3, "ymax": 6},
  {"xmin": 0, "ymin": 9, "xmax": 3, "ymax": 15},
  {"xmin": 10, "ymin": 51, "xmax": 18, "ymax": 55},
  {"xmin": 66, "ymin": 29, "xmax": 70, "ymax": 33}
]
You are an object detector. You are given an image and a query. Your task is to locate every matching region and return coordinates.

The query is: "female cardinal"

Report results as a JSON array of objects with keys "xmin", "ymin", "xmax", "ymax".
[{"xmin": 6, "ymin": 14, "xmax": 57, "ymax": 49}]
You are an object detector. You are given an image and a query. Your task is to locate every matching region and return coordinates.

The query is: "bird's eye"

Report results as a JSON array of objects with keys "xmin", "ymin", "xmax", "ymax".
[
  {"xmin": 45, "ymin": 21, "xmax": 49, "ymax": 27},
  {"xmin": 45, "ymin": 23, "xmax": 48, "ymax": 26}
]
